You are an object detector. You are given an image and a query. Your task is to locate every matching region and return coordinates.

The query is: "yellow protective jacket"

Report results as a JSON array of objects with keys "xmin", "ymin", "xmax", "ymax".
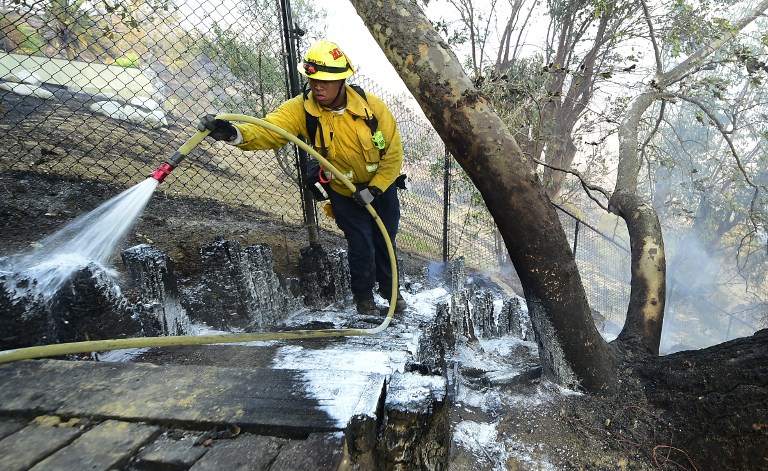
[{"xmin": 233, "ymin": 85, "xmax": 403, "ymax": 197}]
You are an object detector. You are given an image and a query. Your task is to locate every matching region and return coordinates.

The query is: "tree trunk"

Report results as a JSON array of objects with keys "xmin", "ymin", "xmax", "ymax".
[
  {"xmin": 351, "ymin": 0, "xmax": 618, "ymax": 393},
  {"xmin": 609, "ymin": 190, "xmax": 666, "ymax": 355}
]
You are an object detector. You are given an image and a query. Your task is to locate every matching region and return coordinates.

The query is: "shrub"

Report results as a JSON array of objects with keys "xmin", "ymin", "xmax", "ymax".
[{"xmin": 114, "ymin": 51, "xmax": 139, "ymax": 68}]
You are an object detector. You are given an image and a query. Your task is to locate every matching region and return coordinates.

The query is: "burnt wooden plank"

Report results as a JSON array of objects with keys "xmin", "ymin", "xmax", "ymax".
[
  {"xmin": 0, "ymin": 417, "xmax": 27, "ymax": 439},
  {"xmin": 135, "ymin": 344, "xmax": 281, "ymax": 368},
  {"xmin": 29, "ymin": 420, "xmax": 160, "ymax": 471},
  {"xmin": 0, "ymin": 419, "xmax": 83, "ymax": 471},
  {"xmin": 133, "ymin": 431, "xmax": 210, "ymax": 469},
  {"xmin": 269, "ymin": 432, "xmax": 345, "ymax": 471},
  {"xmin": 188, "ymin": 433, "xmax": 287, "ymax": 471},
  {"xmin": 0, "ymin": 359, "xmax": 385, "ymax": 435}
]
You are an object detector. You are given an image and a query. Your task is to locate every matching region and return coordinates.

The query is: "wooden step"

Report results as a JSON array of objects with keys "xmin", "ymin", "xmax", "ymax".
[
  {"xmin": 0, "ymin": 359, "xmax": 385, "ymax": 436},
  {"xmin": 0, "ymin": 416, "xmax": 346, "ymax": 471}
]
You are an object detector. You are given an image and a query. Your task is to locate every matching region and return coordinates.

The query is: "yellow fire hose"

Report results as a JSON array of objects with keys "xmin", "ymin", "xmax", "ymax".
[{"xmin": 0, "ymin": 114, "xmax": 399, "ymax": 364}]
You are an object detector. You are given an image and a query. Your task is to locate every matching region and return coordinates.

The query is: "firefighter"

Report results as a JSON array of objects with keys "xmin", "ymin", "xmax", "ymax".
[{"xmin": 198, "ymin": 39, "xmax": 406, "ymax": 315}]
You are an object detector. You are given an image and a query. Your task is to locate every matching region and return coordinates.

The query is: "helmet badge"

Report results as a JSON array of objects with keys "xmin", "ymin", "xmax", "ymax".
[{"xmin": 329, "ymin": 48, "xmax": 344, "ymax": 60}]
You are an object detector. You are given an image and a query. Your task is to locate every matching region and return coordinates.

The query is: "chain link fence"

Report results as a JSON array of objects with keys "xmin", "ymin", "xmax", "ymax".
[
  {"xmin": 555, "ymin": 204, "xmax": 631, "ymax": 325},
  {"xmin": 0, "ymin": 0, "xmax": 633, "ymax": 326}
]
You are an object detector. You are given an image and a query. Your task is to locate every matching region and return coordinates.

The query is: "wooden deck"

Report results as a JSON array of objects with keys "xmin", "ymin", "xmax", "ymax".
[
  {"xmin": 0, "ymin": 359, "xmax": 385, "ymax": 435},
  {"xmin": 0, "ymin": 358, "xmax": 383, "ymax": 470},
  {"xmin": 0, "ymin": 307, "xmax": 450, "ymax": 470}
]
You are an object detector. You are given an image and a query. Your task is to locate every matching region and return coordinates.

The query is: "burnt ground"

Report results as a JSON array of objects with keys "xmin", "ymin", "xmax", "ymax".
[{"xmin": 2, "ymin": 89, "xmax": 767, "ymax": 470}]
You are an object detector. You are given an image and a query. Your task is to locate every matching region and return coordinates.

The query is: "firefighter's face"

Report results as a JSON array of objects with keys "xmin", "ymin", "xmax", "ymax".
[{"xmin": 309, "ymin": 78, "xmax": 345, "ymax": 108}]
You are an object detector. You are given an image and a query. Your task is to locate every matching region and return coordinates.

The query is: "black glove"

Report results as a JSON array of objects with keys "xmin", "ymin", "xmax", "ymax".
[
  {"xmin": 303, "ymin": 159, "xmax": 329, "ymax": 201},
  {"xmin": 198, "ymin": 114, "xmax": 237, "ymax": 141},
  {"xmin": 304, "ymin": 159, "xmax": 322, "ymax": 186},
  {"xmin": 353, "ymin": 185, "xmax": 382, "ymax": 206},
  {"xmin": 395, "ymin": 174, "xmax": 408, "ymax": 190},
  {"xmin": 369, "ymin": 186, "xmax": 383, "ymax": 198}
]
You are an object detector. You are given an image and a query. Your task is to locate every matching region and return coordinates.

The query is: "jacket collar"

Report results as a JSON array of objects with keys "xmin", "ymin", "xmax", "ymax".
[{"xmin": 304, "ymin": 85, "xmax": 372, "ymax": 119}]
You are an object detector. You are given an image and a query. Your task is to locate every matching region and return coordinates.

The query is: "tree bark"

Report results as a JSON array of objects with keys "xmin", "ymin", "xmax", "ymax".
[
  {"xmin": 351, "ymin": 0, "xmax": 618, "ymax": 393},
  {"xmin": 609, "ymin": 190, "xmax": 666, "ymax": 355},
  {"xmin": 347, "ymin": 2, "xmax": 768, "ymax": 464}
]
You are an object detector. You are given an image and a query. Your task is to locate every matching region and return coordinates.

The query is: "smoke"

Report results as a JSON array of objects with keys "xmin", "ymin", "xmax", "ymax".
[{"xmin": 661, "ymin": 229, "xmax": 755, "ymax": 352}]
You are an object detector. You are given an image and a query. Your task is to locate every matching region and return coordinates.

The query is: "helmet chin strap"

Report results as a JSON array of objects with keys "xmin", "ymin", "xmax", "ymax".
[{"xmin": 330, "ymin": 80, "xmax": 346, "ymax": 109}]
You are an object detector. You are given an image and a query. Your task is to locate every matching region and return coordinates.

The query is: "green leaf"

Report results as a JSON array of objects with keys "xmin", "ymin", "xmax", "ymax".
[{"xmin": 712, "ymin": 17, "xmax": 731, "ymax": 30}]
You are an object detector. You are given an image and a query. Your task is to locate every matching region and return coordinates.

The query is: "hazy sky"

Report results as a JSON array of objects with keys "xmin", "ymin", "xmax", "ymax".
[{"xmin": 325, "ymin": 3, "xmax": 411, "ymax": 96}]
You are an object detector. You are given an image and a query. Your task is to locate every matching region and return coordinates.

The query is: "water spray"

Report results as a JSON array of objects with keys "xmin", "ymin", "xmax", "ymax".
[{"xmin": 0, "ymin": 115, "xmax": 399, "ymax": 364}]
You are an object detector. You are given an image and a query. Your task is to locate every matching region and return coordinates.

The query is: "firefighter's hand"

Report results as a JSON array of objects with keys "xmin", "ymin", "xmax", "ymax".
[
  {"xmin": 353, "ymin": 186, "xmax": 382, "ymax": 206},
  {"xmin": 198, "ymin": 114, "xmax": 237, "ymax": 141}
]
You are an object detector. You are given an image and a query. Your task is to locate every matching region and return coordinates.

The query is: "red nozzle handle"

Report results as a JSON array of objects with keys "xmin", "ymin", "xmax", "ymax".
[{"xmin": 150, "ymin": 162, "xmax": 175, "ymax": 182}]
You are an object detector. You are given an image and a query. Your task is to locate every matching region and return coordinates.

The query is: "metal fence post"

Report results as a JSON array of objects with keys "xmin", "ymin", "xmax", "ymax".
[
  {"xmin": 442, "ymin": 146, "xmax": 451, "ymax": 263},
  {"xmin": 279, "ymin": 0, "xmax": 319, "ymax": 245},
  {"xmin": 573, "ymin": 219, "xmax": 580, "ymax": 256}
]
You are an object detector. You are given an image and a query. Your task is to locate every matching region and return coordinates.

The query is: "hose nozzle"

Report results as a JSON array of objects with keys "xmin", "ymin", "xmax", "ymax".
[
  {"xmin": 149, "ymin": 129, "xmax": 209, "ymax": 184},
  {"xmin": 150, "ymin": 162, "xmax": 174, "ymax": 182},
  {"xmin": 149, "ymin": 150, "xmax": 188, "ymax": 183}
]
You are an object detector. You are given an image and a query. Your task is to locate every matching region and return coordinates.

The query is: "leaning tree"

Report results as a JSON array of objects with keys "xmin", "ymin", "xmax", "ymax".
[{"xmin": 349, "ymin": 0, "xmax": 768, "ymax": 465}]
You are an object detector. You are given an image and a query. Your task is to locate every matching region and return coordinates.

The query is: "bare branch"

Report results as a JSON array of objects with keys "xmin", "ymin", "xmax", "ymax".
[
  {"xmin": 530, "ymin": 155, "xmax": 613, "ymax": 211},
  {"xmin": 668, "ymin": 91, "xmax": 765, "ymax": 235},
  {"xmin": 668, "ymin": 92, "xmax": 754, "ymax": 188},
  {"xmin": 639, "ymin": 0, "xmax": 663, "ymax": 73},
  {"xmin": 639, "ymin": 100, "xmax": 666, "ymax": 164},
  {"xmin": 511, "ymin": 0, "xmax": 536, "ymax": 65}
]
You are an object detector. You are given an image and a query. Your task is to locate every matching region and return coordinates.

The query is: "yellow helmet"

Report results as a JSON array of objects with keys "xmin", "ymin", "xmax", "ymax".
[{"xmin": 298, "ymin": 40, "xmax": 355, "ymax": 80}]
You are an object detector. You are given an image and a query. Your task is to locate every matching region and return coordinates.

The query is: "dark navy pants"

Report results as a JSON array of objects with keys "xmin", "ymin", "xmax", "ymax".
[{"xmin": 328, "ymin": 184, "xmax": 400, "ymax": 301}]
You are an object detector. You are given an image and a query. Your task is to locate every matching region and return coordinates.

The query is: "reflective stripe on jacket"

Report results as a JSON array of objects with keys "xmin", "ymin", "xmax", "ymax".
[{"xmin": 233, "ymin": 85, "xmax": 404, "ymax": 197}]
